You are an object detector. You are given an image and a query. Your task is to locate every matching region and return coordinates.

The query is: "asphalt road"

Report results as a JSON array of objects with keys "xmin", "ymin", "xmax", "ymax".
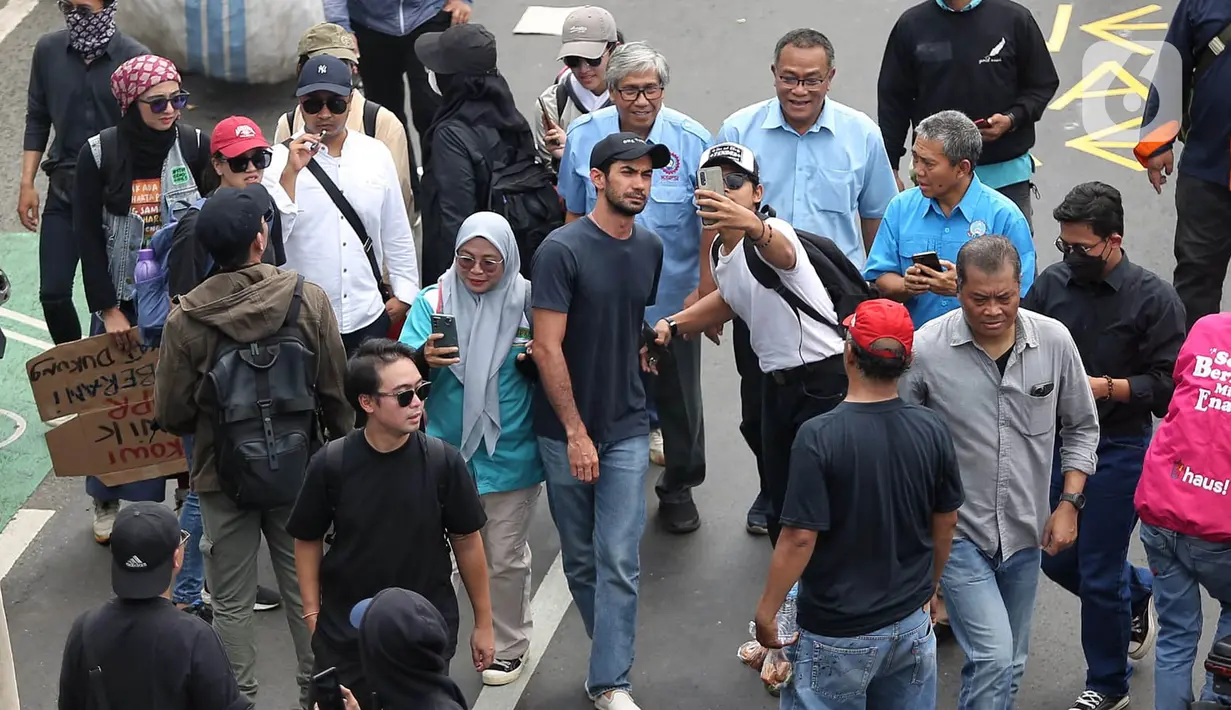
[{"xmin": 0, "ymin": 0, "xmax": 1227, "ymax": 708}]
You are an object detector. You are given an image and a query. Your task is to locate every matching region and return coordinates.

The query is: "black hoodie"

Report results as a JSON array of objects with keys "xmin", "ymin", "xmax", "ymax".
[{"xmin": 357, "ymin": 589, "xmax": 468, "ymax": 710}]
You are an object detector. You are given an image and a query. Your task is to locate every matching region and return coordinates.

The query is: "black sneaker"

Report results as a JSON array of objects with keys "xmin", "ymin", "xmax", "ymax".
[
  {"xmin": 659, "ymin": 498, "xmax": 701, "ymax": 534},
  {"xmin": 1129, "ymin": 596, "xmax": 1157, "ymax": 661},
  {"xmin": 746, "ymin": 493, "xmax": 769, "ymax": 536},
  {"xmin": 481, "ymin": 656, "xmax": 525, "ymax": 686},
  {"xmin": 1069, "ymin": 690, "xmax": 1129, "ymax": 710}
]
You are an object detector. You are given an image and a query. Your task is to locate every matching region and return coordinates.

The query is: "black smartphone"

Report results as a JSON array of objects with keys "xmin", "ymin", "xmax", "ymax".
[
  {"xmin": 431, "ymin": 313, "xmax": 460, "ymax": 353},
  {"xmin": 642, "ymin": 321, "xmax": 667, "ymax": 359},
  {"xmin": 312, "ymin": 667, "xmax": 345, "ymax": 710},
  {"xmin": 911, "ymin": 251, "xmax": 944, "ymax": 272}
]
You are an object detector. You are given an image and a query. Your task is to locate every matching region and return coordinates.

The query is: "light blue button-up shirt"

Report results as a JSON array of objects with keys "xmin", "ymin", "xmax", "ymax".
[
  {"xmin": 863, "ymin": 174, "xmax": 1036, "ymax": 327},
  {"xmin": 558, "ymin": 105, "xmax": 713, "ymax": 324},
  {"xmin": 716, "ymin": 97, "xmax": 899, "ymax": 269}
]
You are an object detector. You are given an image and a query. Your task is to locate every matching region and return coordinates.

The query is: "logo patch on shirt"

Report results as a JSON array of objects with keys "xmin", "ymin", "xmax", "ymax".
[
  {"xmin": 968, "ymin": 220, "xmax": 988, "ymax": 237},
  {"xmin": 171, "ymin": 166, "xmax": 191, "ymax": 186},
  {"xmin": 661, "ymin": 151, "xmax": 681, "ymax": 181},
  {"xmin": 979, "ymin": 37, "xmax": 1006, "ymax": 64}
]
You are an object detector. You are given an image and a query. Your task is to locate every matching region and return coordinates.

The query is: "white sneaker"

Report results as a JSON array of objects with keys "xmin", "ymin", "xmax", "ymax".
[
  {"xmin": 649, "ymin": 429, "xmax": 665, "ymax": 466},
  {"xmin": 92, "ymin": 499, "xmax": 119, "ymax": 545},
  {"xmin": 595, "ymin": 690, "xmax": 641, "ymax": 710}
]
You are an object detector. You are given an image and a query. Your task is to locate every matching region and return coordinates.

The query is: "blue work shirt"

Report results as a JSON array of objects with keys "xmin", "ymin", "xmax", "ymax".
[
  {"xmin": 399, "ymin": 284, "xmax": 545, "ymax": 496},
  {"xmin": 324, "ymin": 0, "xmax": 466, "ymax": 36},
  {"xmin": 863, "ymin": 175, "xmax": 1036, "ymax": 327},
  {"xmin": 558, "ymin": 106, "xmax": 712, "ymax": 324},
  {"xmin": 716, "ymin": 97, "xmax": 898, "ymax": 269}
]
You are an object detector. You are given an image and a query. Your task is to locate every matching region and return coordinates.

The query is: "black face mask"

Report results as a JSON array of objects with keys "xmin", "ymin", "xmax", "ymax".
[{"xmin": 1064, "ymin": 249, "xmax": 1107, "ymax": 284}]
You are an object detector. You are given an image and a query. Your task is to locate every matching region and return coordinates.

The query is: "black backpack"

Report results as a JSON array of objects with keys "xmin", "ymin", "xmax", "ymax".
[
  {"xmin": 285, "ymin": 99, "xmax": 380, "ymax": 139},
  {"xmin": 711, "ymin": 208, "xmax": 876, "ymax": 336},
  {"xmin": 478, "ymin": 145, "xmax": 565, "ymax": 279},
  {"xmin": 206, "ymin": 274, "xmax": 321, "ymax": 510}
]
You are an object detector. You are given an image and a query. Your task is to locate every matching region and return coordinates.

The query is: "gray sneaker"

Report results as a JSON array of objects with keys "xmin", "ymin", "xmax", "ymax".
[{"xmin": 92, "ymin": 499, "xmax": 119, "ymax": 545}]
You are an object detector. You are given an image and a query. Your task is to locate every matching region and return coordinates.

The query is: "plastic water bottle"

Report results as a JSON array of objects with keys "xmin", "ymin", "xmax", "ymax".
[
  {"xmin": 134, "ymin": 248, "xmax": 160, "ymax": 284},
  {"xmin": 777, "ymin": 582, "xmax": 799, "ymax": 644}
]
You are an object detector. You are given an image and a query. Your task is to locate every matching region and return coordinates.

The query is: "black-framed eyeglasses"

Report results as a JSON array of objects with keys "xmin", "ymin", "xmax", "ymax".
[
  {"xmin": 58, "ymin": 0, "xmax": 97, "ymax": 16},
  {"xmin": 564, "ymin": 55, "xmax": 604, "ymax": 69},
  {"xmin": 455, "ymin": 252, "xmax": 504, "ymax": 274},
  {"xmin": 301, "ymin": 96, "xmax": 349, "ymax": 115},
  {"xmin": 139, "ymin": 92, "xmax": 190, "ymax": 114},
  {"xmin": 615, "ymin": 84, "xmax": 663, "ymax": 102},
  {"xmin": 1054, "ymin": 237, "xmax": 1106, "ymax": 257},
  {"xmin": 776, "ymin": 74, "xmax": 827, "ymax": 90},
  {"xmin": 376, "ymin": 381, "xmax": 432, "ymax": 407},
  {"xmin": 223, "ymin": 149, "xmax": 273, "ymax": 174}
]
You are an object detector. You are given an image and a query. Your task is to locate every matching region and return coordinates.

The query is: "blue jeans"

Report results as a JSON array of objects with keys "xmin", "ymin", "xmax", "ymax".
[
  {"xmin": 781, "ymin": 607, "xmax": 937, "ymax": 710},
  {"xmin": 539, "ymin": 435, "xmax": 648, "ymax": 697},
  {"xmin": 1041, "ymin": 436, "xmax": 1154, "ymax": 695},
  {"xmin": 941, "ymin": 538, "xmax": 1042, "ymax": 710},
  {"xmin": 172, "ymin": 434, "xmax": 205, "ymax": 606},
  {"xmin": 1140, "ymin": 523, "xmax": 1231, "ymax": 710}
]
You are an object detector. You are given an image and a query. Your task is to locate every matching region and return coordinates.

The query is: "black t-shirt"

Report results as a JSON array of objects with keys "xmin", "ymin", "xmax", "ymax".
[
  {"xmin": 530, "ymin": 217, "xmax": 663, "ymax": 443},
  {"xmin": 783, "ymin": 399, "xmax": 965, "ymax": 637},
  {"xmin": 58, "ymin": 597, "xmax": 249, "ymax": 710},
  {"xmin": 286, "ymin": 430, "xmax": 487, "ymax": 662}
]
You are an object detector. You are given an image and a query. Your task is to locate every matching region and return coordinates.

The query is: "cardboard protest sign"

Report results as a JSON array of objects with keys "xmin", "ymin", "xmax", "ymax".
[{"xmin": 26, "ymin": 331, "xmax": 187, "ymax": 483}]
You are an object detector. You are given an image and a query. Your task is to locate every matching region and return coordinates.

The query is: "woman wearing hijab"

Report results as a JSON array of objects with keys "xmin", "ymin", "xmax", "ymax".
[
  {"xmin": 73, "ymin": 54, "xmax": 211, "ymax": 543},
  {"xmin": 399, "ymin": 211, "xmax": 543, "ymax": 688},
  {"xmin": 413, "ymin": 23, "xmax": 540, "ymax": 284},
  {"xmin": 347, "ymin": 588, "xmax": 468, "ymax": 710}
]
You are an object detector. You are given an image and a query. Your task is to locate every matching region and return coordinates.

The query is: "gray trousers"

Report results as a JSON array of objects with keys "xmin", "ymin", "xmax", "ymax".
[
  {"xmin": 650, "ymin": 334, "xmax": 707, "ymax": 503},
  {"xmin": 199, "ymin": 491, "xmax": 315, "ymax": 709},
  {"xmin": 996, "ymin": 180, "xmax": 1036, "ymax": 234}
]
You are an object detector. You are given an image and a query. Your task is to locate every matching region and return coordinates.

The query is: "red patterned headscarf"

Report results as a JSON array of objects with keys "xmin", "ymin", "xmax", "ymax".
[{"xmin": 110, "ymin": 54, "xmax": 181, "ymax": 115}]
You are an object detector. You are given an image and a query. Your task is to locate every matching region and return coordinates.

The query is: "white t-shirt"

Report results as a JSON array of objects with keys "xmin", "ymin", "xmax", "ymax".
[{"xmin": 713, "ymin": 218, "xmax": 845, "ymax": 373}]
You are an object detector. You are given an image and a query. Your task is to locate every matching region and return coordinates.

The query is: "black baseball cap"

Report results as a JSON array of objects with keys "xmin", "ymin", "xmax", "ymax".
[
  {"xmin": 589, "ymin": 132, "xmax": 671, "ymax": 171},
  {"xmin": 701, "ymin": 142, "xmax": 760, "ymax": 182},
  {"xmin": 415, "ymin": 24, "xmax": 498, "ymax": 76},
  {"xmin": 111, "ymin": 502, "xmax": 182, "ymax": 599},
  {"xmin": 296, "ymin": 55, "xmax": 353, "ymax": 97},
  {"xmin": 196, "ymin": 185, "xmax": 274, "ymax": 263}
]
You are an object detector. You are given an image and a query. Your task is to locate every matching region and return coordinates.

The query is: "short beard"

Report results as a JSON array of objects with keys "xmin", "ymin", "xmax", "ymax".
[{"xmin": 604, "ymin": 184, "xmax": 645, "ymax": 217}]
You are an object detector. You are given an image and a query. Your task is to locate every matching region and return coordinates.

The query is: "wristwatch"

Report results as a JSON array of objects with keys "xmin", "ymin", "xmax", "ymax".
[
  {"xmin": 665, "ymin": 317, "xmax": 679, "ymax": 338},
  {"xmin": 1059, "ymin": 492, "xmax": 1086, "ymax": 511}
]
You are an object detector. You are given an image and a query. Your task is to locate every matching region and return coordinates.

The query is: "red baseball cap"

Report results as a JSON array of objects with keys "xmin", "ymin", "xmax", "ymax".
[
  {"xmin": 842, "ymin": 299, "xmax": 915, "ymax": 358},
  {"xmin": 211, "ymin": 116, "xmax": 270, "ymax": 159}
]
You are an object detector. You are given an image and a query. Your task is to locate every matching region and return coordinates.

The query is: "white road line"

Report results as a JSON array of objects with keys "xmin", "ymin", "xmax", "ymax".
[
  {"xmin": 4, "ymin": 328, "xmax": 52, "ymax": 352},
  {"xmin": 0, "ymin": 509, "xmax": 54, "ymax": 581},
  {"xmin": 0, "ymin": 308, "xmax": 48, "ymax": 333},
  {"xmin": 0, "ymin": 0, "xmax": 39, "ymax": 46},
  {"xmin": 0, "ymin": 410, "xmax": 26, "ymax": 450},
  {"xmin": 472, "ymin": 553, "xmax": 573, "ymax": 710}
]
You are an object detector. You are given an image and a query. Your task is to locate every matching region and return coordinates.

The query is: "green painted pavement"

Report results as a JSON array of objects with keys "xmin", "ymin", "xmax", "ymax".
[{"xmin": 0, "ymin": 231, "xmax": 89, "ymax": 528}]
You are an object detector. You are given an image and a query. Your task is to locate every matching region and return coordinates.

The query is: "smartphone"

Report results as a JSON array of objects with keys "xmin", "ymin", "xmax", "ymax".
[
  {"xmin": 642, "ymin": 321, "xmax": 667, "ymax": 359},
  {"xmin": 539, "ymin": 100, "xmax": 554, "ymax": 130},
  {"xmin": 312, "ymin": 667, "xmax": 345, "ymax": 710},
  {"xmin": 974, "ymin": 118, "xmax": 991, "ymax": 129},
  {"xmin": 697, "ymin": 166, "xmax": 725, "ymax": 227},
  {"xmin": 431, "ymin": 313, "xmax": 459, "ymax": 353},
  {"xmin": 912, "ymin": 251, "xmax": 944, "ymax": 272}
]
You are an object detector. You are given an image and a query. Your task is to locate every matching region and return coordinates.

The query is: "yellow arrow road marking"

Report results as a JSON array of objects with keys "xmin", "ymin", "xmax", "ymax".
[
  {"xmin": 1065, "ymin": 117, "xmax": 1146, "ymax": 171},
  {"xmin": 1049, "ymin": 60, "xmax": 1149, "ymax": 111},
  {"xmin": 1048, "ymin": 4, "xmax": 1074, "ymax": 52},
  {"xmin": 1080, "ymin": 5, "xmax": 1170, "ymax": 56}
]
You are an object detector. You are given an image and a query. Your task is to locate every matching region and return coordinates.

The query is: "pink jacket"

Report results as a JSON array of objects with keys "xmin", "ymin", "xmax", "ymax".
[{"xmin": 1136, "ymin": 314, "xmax": 1231, "ymax": 542}]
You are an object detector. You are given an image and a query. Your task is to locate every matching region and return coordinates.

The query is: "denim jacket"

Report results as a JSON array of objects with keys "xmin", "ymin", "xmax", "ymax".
[{"xmin": 86, "ymin": 126, "xmax": 202, "ymax": 304}]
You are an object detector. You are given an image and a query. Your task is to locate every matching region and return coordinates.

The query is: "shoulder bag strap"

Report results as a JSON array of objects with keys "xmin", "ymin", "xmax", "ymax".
[
  {"xmin": 423, "ymin": 435, "xmax": 449, "ymax": 507},
  {"xmin": 362, "ymin": 100, "xmax": 380, "ymax": 137},
  {"xmin": 1195, "ymin": 22, "xmax": 1231, "ymax": 81},
  {"xmin": 80, "ymin": 608, "xmax": 114, "ymax": 710},
  {"xmin": 740, "ymin": 237, "xmax": 842, "ymax": 335},
  {"xmin": 555, "ymin": 80, "xmax": 569, "ymax": 125},
  {"xmin": 284, "ymin": 108, "xmax": 296, "ymax": 136},
  {"xmin": 303, "ymin": 158, "xmax": 388, "ymax": 298}
]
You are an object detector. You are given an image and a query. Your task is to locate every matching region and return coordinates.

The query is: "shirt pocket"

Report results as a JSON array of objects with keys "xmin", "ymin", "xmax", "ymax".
[
  {"xmin": 1011, "ymin": 381, "xmax": 1057, "ymax": 437},
  {"xmin": 806, "ymin": 167, "xmax": 857, "ymax": 215}
]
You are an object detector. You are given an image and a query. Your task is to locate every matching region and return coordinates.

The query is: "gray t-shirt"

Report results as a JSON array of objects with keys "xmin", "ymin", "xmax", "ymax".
[{"xmin": 531, "ymin": 216, "xmax": 663, "ymax": 443}]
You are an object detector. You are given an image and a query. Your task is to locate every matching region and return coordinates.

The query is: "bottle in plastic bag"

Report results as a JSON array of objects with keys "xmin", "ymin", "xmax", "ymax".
[{"xmin": 134, "ymin": 248, "xmax": 160, "ymax": 284}]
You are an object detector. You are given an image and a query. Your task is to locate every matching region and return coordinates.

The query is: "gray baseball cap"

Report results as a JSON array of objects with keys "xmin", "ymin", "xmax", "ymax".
[{"xmin": 557, "ymin": 6, "xmax": 618, "ymax": 60}]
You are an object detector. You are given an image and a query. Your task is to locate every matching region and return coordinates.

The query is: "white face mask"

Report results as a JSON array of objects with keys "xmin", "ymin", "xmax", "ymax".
[{"xmin": 427, "ymin": 70, "xmax": 442, "ymax": 96}]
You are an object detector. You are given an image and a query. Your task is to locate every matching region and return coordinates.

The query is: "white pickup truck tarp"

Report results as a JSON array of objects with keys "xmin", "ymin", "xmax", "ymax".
[{"xmin": 119, "ymin": 0, "xmax": 325, "ymax": 85}]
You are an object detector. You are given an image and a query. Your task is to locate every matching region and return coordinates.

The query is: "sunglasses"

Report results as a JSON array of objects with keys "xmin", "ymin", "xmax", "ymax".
[
  {"xmin": 58, "ymin": 0, "xmax": 97, "ymax": 16},
  {"xmin": 223, "ymin": 149, "xmax": 273, "ymax": 173},
  {"xmin": 564, "ymin": 55, "xmax": 604, "ymax": 69},
  {"xmin": 1054, "ymin": 237, "xmax": 1106, "ymax": 257},
  {"xmin": 301, "ymin": 96, "xmax": 349, "ymax": 115},
  {"xmin": 139, "ymin": 92, "xmax": 190, "ymax": 114},
  {"xmin": 376, "ymin": 381, "xmax": 432, "ymax": 407},
  {"xmin": 179, "ymin": 529, "xmax": 192, "ymax": 547},
  {"xmin": 455, "ymin": 252, "xmax": 504, "ymax": 274},
  {"xmin": 721, "ymin": 173, "xmax": 754, "ymax": 190}
]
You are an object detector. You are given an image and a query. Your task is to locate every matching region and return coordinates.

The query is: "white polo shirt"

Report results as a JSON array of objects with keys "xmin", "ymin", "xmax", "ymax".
[{"xmin": 713, "ymin": 217, "xmax": 845, "ymax": 373}]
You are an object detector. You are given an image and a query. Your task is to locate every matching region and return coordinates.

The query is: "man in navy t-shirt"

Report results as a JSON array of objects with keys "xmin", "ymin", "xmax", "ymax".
[{"xmin": 753, "ymin": 299, "xmax": 964, "ymax": 710}]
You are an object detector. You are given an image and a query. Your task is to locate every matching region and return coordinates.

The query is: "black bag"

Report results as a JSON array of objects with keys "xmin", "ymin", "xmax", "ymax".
[
  {"xmin": 207, "ymin": 275, "xmax": 321, "ymax": 510},
  {"xmin": 286, "ymin": 99, "xmax": 380, "ymax": 139},
  {"xmin": 478, "ymin": 146, "xmax": 565, "ymax": 279},
  {"xmin": 711, "ymin": 209, "xmax": 876, "ymax": 336}
]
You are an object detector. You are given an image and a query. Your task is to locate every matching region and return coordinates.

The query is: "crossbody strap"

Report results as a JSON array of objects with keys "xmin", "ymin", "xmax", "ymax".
[{"xmin": 302, "ymin": 157, "xmax": 389, "ymax": 299}]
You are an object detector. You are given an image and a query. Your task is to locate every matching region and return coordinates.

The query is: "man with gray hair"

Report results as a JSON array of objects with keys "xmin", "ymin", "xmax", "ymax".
[
  {"xmin": 901, "ymin": 234, "xmax": 1100, "ymax": 710},
  {"xmin": 864, "ymin": 110, "xmax": 1035, "ymax": 328},
  {"xmin": 557, "ymin": 41, "xmax": 713, "ymax": 535}
]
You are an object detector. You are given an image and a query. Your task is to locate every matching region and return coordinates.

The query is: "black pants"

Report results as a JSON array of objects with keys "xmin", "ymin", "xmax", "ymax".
[
  {"xmin": 312, "ymin": 636, "xmax": 374, "ymax": 710},
  {"xmin": 995, "ymin": 179, "xmax": 1037, "ymax": 235},
  {"xmin": 732, "ymin": 318, "xmax": 768, "ymax": 504},
  {"xmin": 650, "ymin": 334, "xmax": 707, "ymax": 504},
  {"xmin": 1173, "ymin": 172, "xmax": 1231, "ymax": 331},
  {"xmin": 354, "ymin": 11, "xmax": 450, "ymax": 194},
  {"xmin": 760, "ymin": 356, "xmax": 847, "ymax": 545},
  {"xmin": 342, "ymin": 311, "xmax": 392, "ymax": 428},
  {"xmin": 39, "ymin": 171, "xmax": 84, "ymax": 344}
]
